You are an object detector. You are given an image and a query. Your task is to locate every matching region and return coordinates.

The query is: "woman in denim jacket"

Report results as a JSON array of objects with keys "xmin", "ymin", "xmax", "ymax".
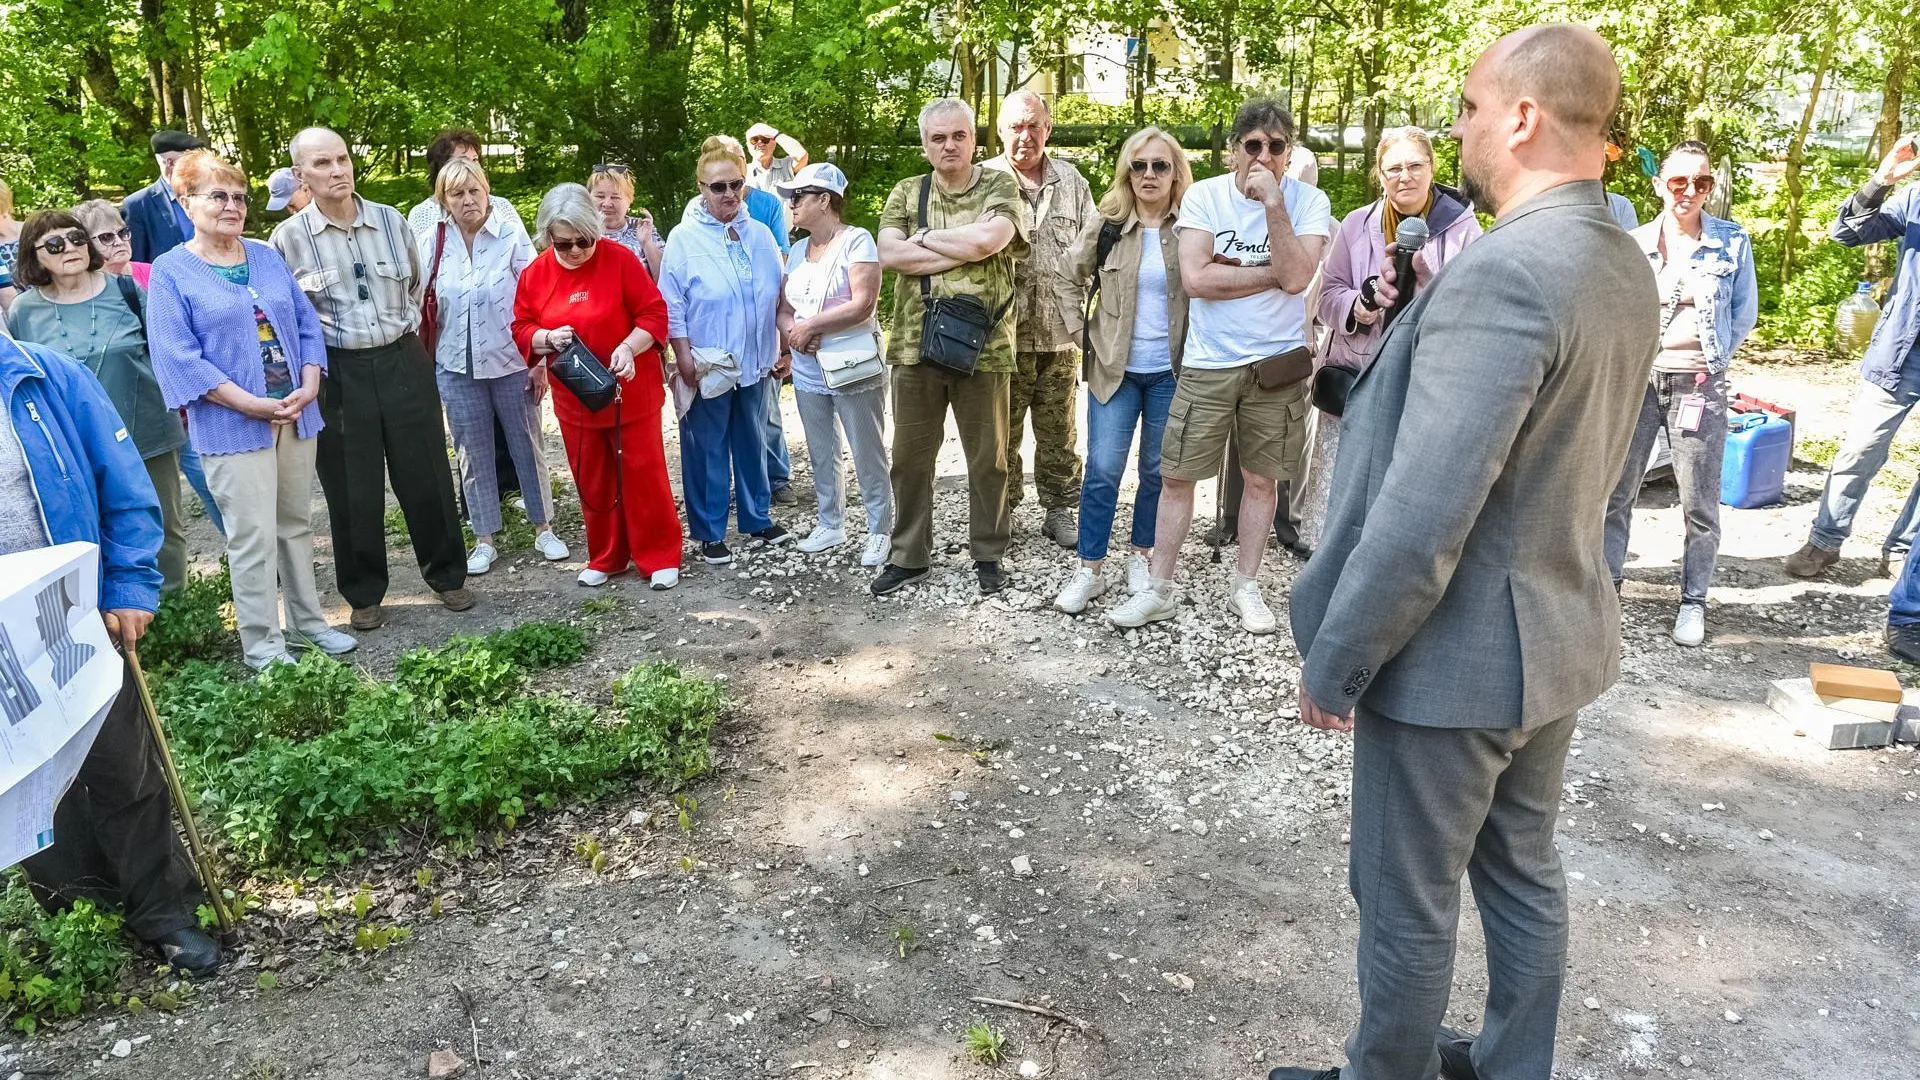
[{"xmin": 1603, "ymin": 140, "xmax": 1758, "ymax": 648}]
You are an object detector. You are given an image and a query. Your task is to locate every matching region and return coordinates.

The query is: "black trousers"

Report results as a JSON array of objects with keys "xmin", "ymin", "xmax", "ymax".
[
  {"xmin": 21, "ymin": 659, "xmax": 202, "ymax": 941},
  {"xmin": 316, "ymin": 334, "xmax": 467, "ymax": 609}
]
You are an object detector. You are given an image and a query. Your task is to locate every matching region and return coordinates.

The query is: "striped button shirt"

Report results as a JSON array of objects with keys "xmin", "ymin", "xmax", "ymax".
[{"xmin": 268, "ymin": 195, "xmax": 424, "ymax": 351}]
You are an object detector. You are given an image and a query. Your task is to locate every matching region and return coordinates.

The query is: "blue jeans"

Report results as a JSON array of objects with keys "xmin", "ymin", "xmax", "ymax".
[
  {"xmin": 1078, "ymin": 368, "xmax": 1176, "ymax": 562},
  {"xmin": 1890, "ymin": 543, "xmax": 1920, "ymax": 625},
  {"xmin": 765, "ymin": 377, "xmax": 792, "ymax": 491},
  {"xmin": 1809, "ymin": 356, "xmax": 1920, "ymax": 557},
  {"xmin": 681, "ymin": 378, "xmax": 776, "ymax": 543},
  {"xmin": 177, "ymin": 440, "xmax": 226, "ymax": 537}
]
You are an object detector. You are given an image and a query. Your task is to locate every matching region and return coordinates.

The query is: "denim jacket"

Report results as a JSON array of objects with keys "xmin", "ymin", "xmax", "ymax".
[
  {"xmin": 1630, "ymin": 212, "xmax": 1757, "ymax": 376},
  {"xmin": 1833, "ymin": 180, "xmax": 1920, "ymax": 391}
]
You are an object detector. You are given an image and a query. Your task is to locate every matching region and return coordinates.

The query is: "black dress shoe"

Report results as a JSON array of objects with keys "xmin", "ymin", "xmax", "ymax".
[
  {"xmin": 151, "ymin": 927, "xmax": 222, "ymax": 976},
  {"xmin": 1888, "ymin": 623, "xmax": 1920, "ymax": 664},
  {"xmin": 1436, "ymin": 1024, "xmax": 1480, "ymax": 1079},
  {"xmin": 1267, "ymin": 1068, "xmax": 1341, "ymax": 1080},
  {"xmin": 870, "ymin": 564, "xmax": 927, "ymax": 596},
  {"xmin": 975, "ymin": 560, "xmax": 1008, "ymax": 595}
]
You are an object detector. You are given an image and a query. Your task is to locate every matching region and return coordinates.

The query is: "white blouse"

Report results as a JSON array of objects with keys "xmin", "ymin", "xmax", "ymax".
[{"xmin": 418, "ymin": 211, "xmax": 534, "ymax": 381}]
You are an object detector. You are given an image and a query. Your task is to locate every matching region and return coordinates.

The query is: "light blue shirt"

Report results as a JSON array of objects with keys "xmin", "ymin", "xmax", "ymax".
[{"xmin": 661, "ymin": 202, "xmax": 784, "ymax": 387}]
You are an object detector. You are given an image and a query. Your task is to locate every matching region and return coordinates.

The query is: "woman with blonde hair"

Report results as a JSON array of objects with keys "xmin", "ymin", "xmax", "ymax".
[
  {"xmin": 1301, "ymin": 125, "xmax": 1480, "ymax": 549},
  {"xmin": 1054, "ymin": 126, "xmax": 1194, "ymax": 615},
  {"xmin": 588, "ymin": 163, "xmax": 662, "ymax": 276}
]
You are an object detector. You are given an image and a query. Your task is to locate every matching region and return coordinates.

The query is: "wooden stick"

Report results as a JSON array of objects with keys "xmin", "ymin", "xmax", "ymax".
[
  {"xmin": 967, "ymin": 996, "xmax": 1093, "ymax": 1033},
  {"xmin": 873, "ymin": 876, "xmax": 936, "ymax": 892}
]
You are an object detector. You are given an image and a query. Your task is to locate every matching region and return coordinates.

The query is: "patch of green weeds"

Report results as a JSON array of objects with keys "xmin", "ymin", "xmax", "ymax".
[
  {"xmin": 0, "ymin": 873, "xmax": 131, "ymax": 1034},
  {"xmin": 889, "ymin": 922, "xmax": 919, "ymax": 958},
  {"xmin": 141, "ymin": 565, "xmax": 235, "ymax": 672},
  {"xmin": 963, "ymin": 1019, "xmax": 1006, "ymax": 1063}
]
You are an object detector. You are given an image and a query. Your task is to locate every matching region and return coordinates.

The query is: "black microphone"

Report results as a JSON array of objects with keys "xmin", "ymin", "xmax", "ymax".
[{"xmin": 1382, "ymin": 216, "xmax": 1429, "ymax": 328}]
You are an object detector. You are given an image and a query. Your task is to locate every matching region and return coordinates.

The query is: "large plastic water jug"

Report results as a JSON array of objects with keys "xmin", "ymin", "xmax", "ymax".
[
  {"xmin": 1834, "ymin": 282, "xmax": 1880, "ymax": 358},
  {"xmin": 1721, "ymin": 413, "xmax": 1792, "ymax": 509}
]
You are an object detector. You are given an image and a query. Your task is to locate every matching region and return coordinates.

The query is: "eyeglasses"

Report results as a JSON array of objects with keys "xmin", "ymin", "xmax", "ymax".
[
  {"xmin": 593, "ymin": 163, "xmax": 631, "ymax": 175},
  {"xmin": 1381, "ymin": 162, "xmax": 1431, "ymax": 181},
  {"xmin": 705, "ymin": 178, "xmax": 745, "ymax": 195},
  {"xmin": 783, "ymin": 188, "xmax": 828, "ymax": 204},
  {"xmin": 36, "ymin": 230, "xmax": 89, "ymax": 255},
  {"xmin": 1129, "ymin": 159, "xmax": 1173, "ymax": 175},
  {"xmin": 1665, "ymin": 175, "xmax": 1715, "ymax": 196},
  {"xmin": 1238, "ymin": 137, "xmax": 1288, "ymax": 159},
  {"xmin": 549, "ymin": 237, "xmax": 596, "ymax": 253},
  {"xmin": 352, "ymin": 261, "xmax": 370, "ymax": 301},
  {"xmin": 190, "ymin": 190, "xmax": 250, "ymax": 207},
  {"xmin": 90, "ymin": 226, "xmax": 132, "ymax": 246}
]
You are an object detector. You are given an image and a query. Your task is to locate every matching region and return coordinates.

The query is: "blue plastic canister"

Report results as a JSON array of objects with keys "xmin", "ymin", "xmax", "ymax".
[{"xmin": 1721, "ymin": 413, "xmax": 1792, "ymax": 508}]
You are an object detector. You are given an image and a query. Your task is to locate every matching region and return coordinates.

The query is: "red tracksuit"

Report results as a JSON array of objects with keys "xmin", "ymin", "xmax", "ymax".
[{"xmin": 513, "ymin": 241, "xmax": 682, "ymax": 576}]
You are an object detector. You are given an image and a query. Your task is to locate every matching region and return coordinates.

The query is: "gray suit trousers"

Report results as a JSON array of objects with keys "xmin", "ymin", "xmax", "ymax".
[{"xmin": 1346, "ymin": 708, "xmax": 1575, "ymax": 1080}]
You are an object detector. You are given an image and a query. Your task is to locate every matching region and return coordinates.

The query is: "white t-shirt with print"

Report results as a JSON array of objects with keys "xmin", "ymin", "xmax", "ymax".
[
  {"xmin": 784, "ymin": 226, "xmax": 880, "ymax": 396},
  {"xmin": 1175, "ymin": 173, "xmax": 1332, "ymax": 370}
]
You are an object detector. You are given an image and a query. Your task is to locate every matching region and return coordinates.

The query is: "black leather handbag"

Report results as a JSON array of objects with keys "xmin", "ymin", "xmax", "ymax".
[
  {"xmin": 1312, "ymin": 364, "xmax": 1359, "ymax": 417},
  {"xmin": 549, "ymin": 339, "xmax": 618, "ymax": 412},
  {"xmin": 915, "ymin": 175, "xmax": 1010, "ymax": 376}
]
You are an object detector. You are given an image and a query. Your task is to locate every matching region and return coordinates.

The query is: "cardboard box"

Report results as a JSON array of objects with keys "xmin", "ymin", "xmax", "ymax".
[
  {"xmin": 1768, "ymin": 679, "xmax": 1894, "ymax": 749},
  {"xmin": 1807, "ymin": 663, "xmax": 1902, "ymax": 704}
]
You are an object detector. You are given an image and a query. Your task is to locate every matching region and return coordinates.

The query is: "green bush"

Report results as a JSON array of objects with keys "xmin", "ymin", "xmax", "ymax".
[
  {"xmin": 139, "ymin": 566, "xmax": 235, "ymax": 673},
  {"xmin": 1740, "ymin": 153, "xmax": 1874, "ymax": 350},
  {"xmin": 0, "ymin": 875, "xmax": 130, "ymax": 1035}
]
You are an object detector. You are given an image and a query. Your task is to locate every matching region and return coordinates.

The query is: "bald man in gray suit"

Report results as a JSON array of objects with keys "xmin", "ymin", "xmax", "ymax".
[{"xmin": 1274, "ymin": 24, "xmax": 1660, "ymax": 1080}]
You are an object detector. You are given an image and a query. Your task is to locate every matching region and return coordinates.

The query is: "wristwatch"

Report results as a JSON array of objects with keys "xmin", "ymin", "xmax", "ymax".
[{"xmin": 913, "ymin": 227, "xmax": 931, "ymax": 245}]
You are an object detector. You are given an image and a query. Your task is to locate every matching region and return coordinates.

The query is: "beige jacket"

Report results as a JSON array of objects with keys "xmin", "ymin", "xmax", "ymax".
[
  {"xmin": 984, "ymin": 153, "xmax": 1100, "ymax": 350},
  {"xmin": 1076, "ymin": 211, "xmax": 1188, "ymax": 404}
]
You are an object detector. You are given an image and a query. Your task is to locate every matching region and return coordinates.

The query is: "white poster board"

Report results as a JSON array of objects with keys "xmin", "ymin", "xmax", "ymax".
[{"xmin": 0, "ymin": 542, "xmax": 123, "ymax": 870}]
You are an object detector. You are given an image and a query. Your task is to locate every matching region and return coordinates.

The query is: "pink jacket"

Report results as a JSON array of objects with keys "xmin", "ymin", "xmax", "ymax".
[{"xmin": 1314, "ymin": 184, "xmax": 1481, "ymax": 372}]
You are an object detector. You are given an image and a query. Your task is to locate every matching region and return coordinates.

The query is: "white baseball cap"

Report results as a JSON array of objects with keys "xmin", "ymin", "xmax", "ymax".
[
  {"xmin": 775, "ymin": 162, "xmax": 849, "ymax": 197},
  {"xmin": 265, "ymin": 168, "xmax": 300, "ymax": 212},
  {"xmin": 744, "ymin": 123, "xmax": 780, "ymax": 142}
]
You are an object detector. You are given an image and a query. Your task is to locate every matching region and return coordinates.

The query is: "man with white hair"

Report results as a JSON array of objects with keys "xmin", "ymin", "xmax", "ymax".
[
  {"xmin": 744, "ymin": 123, "xmax": 809, "ymax": 193},
  {"xmin": 269, "ymin": 127, "xmax": 475, "ymax": 631},
  {"xmin": 871, "ymin": 97, "xmax": 1028, "ymax": 598},
  {"xmin": 984, "ymin": 89, "xmax": 1098, "ymax": 549}
]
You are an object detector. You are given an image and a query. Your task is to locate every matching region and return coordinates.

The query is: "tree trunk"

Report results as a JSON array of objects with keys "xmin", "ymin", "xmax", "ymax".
[
  {"xmin": 1334, "ymin": 61, "xmax": 1353, "ymax": 182},
  {"xmin": 1867, "ymin": 23, "xmax": 1914, "ymax": 280},
  {"xmin": 742, "ymin": 0, "xmax": 756, "ymax": 68},
  {"xmin": 1132, "ymin": 23, "xmax": 1148, "ymax": 128},
  {"xmin": 1361, "ymin": 0, "xmax": 1384, "ymax": 175},
  {"xmin": 1296, "ymin": 22, "xmax": 1316, "ymax": 147},
  {"xmin": 1780, "ymin": 11, "xmax": 1843, "ymax": 290},
  {"xmin": 986, "ymin": 50, "xmax": 1000, "ymax": 157},
  {"xmin": 1208, "ymin": 1, "xmax": 1237, "ymax": 171}
]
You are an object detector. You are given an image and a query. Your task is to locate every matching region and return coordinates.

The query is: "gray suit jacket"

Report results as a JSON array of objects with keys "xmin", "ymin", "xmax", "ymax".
[{"xmin": 1289, "ymin": 180, "xmax": 1658, "ymax": 729}]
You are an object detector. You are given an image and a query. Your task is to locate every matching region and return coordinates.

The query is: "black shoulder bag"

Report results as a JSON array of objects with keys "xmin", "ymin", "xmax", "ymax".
[
  {"xmin": 549, "ymin": 339, "xmax": 618, "ymax": 412},
  {"xmin": 1079, "ymin": 220, "xmax": 1125, "ymax": 378},
  {"xmin": 916, "ymin": 174, "xmax": 1012, "ymax": 376}
]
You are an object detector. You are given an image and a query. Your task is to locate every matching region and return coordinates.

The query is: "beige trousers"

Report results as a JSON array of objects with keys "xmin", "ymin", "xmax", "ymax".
[{"xmin": 201, "ymin": 428, "xmax": 330, "ymax": 666}]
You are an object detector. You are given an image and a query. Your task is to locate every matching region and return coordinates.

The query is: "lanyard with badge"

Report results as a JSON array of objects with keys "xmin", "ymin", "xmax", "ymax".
[{"xmin": 1657, "ymin": 259, "xmax": 1710, "ymax": 434}]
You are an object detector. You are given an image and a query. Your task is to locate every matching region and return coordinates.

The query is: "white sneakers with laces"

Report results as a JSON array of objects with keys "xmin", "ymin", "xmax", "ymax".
[
  {"xmin": 466, "ymin": 543, "xmax": 497, "ymax": 575},
  {"xmin": 1227, "ymin": 575, "xmax": 1278, "ymax": 634},
  {"xmin": 535, "ymin": 530, "xmax": 570, "ymax": 561},
  {"xmin": 798, "ymin": 525, "xmax": 847, "ymax": 553},
  {"xmin": 862, "ymin": 533, "xmax": 891, "ymax": 567},
  {"xmin": 1109, "ymin": 583, "xmax": 1178, "ymax": 628},
  {"xmin": 1671, "ymin": 603, "xmax": 1706, "ymax": 647},
  {"xmin": 1054, "ymin": 567, "xmax": 1108, "ymax": 614}
]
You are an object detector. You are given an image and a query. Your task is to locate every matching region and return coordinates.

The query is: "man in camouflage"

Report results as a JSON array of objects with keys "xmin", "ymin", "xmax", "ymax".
[
  {"xmin": 870, "ymin": 98, "xmax": 1030, "ymax": 598},
  {"xmin": 985, "ymin": 90, "xmax": 1100, "ymax": 549}
]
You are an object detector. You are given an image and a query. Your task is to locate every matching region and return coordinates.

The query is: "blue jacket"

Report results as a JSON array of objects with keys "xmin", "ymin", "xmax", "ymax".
[
  {"xmin": 1833, "ymin": 180, "xmax": 1920, "ymax": 391},
  {"xmin": 1630, "ymin": 212, "xmax": 1758, "ymax": 375},
  {"xmin": 124, "ymin": 177, "xmax": 191, "ymax": 265},
  {"xmin": 1, "ymin": 335, "xmax": 164, "ymax": 613}
]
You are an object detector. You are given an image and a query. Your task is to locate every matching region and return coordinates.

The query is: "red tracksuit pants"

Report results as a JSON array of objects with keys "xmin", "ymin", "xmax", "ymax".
[{"xmin": 558, "ymin": 405, "xmax": 683, "ymax": 576}]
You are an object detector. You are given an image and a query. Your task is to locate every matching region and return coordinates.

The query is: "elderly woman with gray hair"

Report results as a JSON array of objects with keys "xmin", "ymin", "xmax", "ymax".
[{"xmin": 512, "ymin": 183, "xmax": 682, "ymax": 589}]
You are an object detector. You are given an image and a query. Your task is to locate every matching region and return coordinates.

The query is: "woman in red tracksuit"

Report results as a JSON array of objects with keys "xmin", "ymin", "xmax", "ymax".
[{"xmin": 513, "ymin": 183, "xmax": 683, "ymax": 588}]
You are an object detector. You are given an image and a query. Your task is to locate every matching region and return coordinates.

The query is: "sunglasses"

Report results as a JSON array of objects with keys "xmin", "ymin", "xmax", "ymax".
[
  {"xmin": 1665, "ymin": 175, "xmax": 1715, "ymax": 196},
  {"xmin": 705, "ymin": 178, "xmax": 745, "ymax": 195},
  {"xmin": 1238, "ymin": 137, "xmax": 1288, "ymax": 159},
  {"xmin": 352, "ymin": 262, "xmax": 370, "ymax": 301},
  {"xmin": 90, "ymin": 226, "xmax": 132, "ymax": 246},
  {"xmin": 190, "ymin": 190, "xmax": 250, "ymax": 207},
  {"xmin": 1129, "ymin": 159, "xmax": 1173, "ymax": 175},
  {"xmin": 593, "ymin": 163, "xmax": 631, "ymax": 175},
  {"xmin": 36, "ymin": 229, "xmax": 90, "ymax": 255},
  {"xmin": 549, "ymin": 237, "xmax": 596, "ymax": 253},
  {"xmin": 783, "ymin": 188, "xmax": 829, "ymax": 204}
]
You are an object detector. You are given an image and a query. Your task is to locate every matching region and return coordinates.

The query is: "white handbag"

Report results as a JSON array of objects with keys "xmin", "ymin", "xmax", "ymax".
[{"xmin": 814, "ymin": 328, "xmax": 884, "ymax": 390}]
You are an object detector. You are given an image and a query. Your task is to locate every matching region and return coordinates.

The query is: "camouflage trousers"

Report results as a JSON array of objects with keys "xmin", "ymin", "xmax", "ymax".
[{"xmin": 1006, "ymin": 348, "xmax": 1084, "ymax": 511}]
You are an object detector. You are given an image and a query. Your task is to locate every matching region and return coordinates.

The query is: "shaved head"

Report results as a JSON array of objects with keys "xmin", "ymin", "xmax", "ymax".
[{"xmin": 1484, "ymin": 24, "xmax": 1620, "ymax": 151}]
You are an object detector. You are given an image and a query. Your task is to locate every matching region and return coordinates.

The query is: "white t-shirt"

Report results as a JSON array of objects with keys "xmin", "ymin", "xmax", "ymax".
[
  {"xmin": 1176, "ymin": 173, "xmax": 1333, "ymax": 369},
  {"xmin": 784, "ymin": 226, "xmax": 880, "ymax": 396},
  {"xmin": 1127, "ymin": 228, "xmax": 1173, "ymax": 374}
]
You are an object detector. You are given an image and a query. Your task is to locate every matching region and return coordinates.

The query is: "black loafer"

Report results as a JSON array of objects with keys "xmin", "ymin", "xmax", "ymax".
[
  {"xmin": 1887, "ymin": 623, "xmax": 1920, "ymax": 664},
  {"xmin": 870, "ymin": 564, "xmax": 927, "ymax": 596},
  {"xmin": 1437, "ymin": 1024, "xmax": 1480, "ymax": 1079},
  {"xmin": 151, "ymin": 927, "xmax": 222, "ymax": 976},
  {"xmin": 975, "ymin": 560, "xmax": 1008, "ymax": 595}
]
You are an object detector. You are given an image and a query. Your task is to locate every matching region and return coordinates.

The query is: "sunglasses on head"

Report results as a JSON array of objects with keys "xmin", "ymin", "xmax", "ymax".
[
  {"xmin": 1665, "ymin": 175, "xmax": 1714, "ymax": 196},
  {"xmin": 36, "ymin": 229, "xmax": 90, "ymax": 255},
  {"xmin": 1129, "ymin": 159, "xmax": 1173, "ymax": 176},
  {"xmin": 191, "ymin": 190, "xmax": 249, "ymax": 207},
  {"xmin": 593, "ymin": 163, "xmax": 631, "ymax": 175},
  {"xmin": 549, "ymin": 237, "xmax": 596, "ymax": 253},
  {"xmin": 705, "ymin": 178, "xmax": 745, "ymax": 195},
  {"xmin": 1238, "ymin": 137, "xmax": 1288, "ymax": 159},
  {"xmin": 91, "ymin": 226, "xmax": 132, "ymax": 246}
]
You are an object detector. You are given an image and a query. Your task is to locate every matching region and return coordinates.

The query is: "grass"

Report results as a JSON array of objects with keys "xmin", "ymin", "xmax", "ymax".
[{"xmin": 963, "ymin": 1020, "xmax": 1006, "ymax": 1064}]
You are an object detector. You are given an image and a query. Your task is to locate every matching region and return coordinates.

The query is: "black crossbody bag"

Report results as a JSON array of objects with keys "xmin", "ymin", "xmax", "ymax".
[
  {"xmin": 916, "ymin": 174, "xmax": 1012, "ymax": 376},
  {"xmin": 549, "ymin": 339, "xmax": 618, "ymax": 412}
]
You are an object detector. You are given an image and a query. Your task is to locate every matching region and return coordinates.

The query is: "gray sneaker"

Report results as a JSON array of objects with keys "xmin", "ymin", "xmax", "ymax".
[
  {"xmin": 288, "ymin": 627, "xmax": 358, "ymax": 656},
  {"xmin": 1041, "ymin": 508, "xmax": 1078, "ymax": 550}
]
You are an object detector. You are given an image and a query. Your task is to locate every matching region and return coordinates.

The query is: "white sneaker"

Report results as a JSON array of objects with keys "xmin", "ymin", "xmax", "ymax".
[
  {"xmin": 289, "ymin": 628, "xmax": 357, "ymax": 656},
  {"xmin": 650, "ymin": 568, "xmax": 680, "ymax": 590},
  {"xmin": 246, "ymin": 652, "xmax": 297, "ymax": 673},
  {"xmin": 861, "ymin": 533, "xmax": 891, "ymax": 567},
  {"xmin": 578, "ymin": 567, "xmax": 611, "ymax": 587},
  {"xmin": 466, "ymin": 543, "xmax": 497, "ymax": 575},
  {"xmin": 1126, "ymin": 553, "xmax": 1152, "ymax": 595},
  {"xmin": 1054, "ymin": 567, "xmax": 1108, "ymax": 614},
  {"xmin": 510, "ymin": 495, "xmax": 528, "ymax": 513},
  {"xmin": 798, "ymin": 525, "xmax": 847, "ymax": 553},
  {"xmin": 535, "ymin": 530, "xmax": 570, "ymax": 561},
  {"xmin": 1672, "ymin": 603, "xmax": 1706, "ymax": 647},
  {"xmin": 1226, "ymin": 577, "xmax": 1278, "ymax": 634},
  {"xmin": 1109, "ymin": 586, "xmax": 1177, "ymax": 628}
]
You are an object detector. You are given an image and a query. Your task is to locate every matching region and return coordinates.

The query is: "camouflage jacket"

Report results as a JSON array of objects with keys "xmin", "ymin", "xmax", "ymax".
[{"xmin": 878, "ymin": 166, "xmax": 1030, "ymax": 373}]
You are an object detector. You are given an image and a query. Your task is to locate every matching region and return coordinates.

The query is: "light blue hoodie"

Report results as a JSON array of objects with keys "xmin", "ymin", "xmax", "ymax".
[{"xmin": 661, "ymin": 201, "xmax": 784, "ymax": 388}]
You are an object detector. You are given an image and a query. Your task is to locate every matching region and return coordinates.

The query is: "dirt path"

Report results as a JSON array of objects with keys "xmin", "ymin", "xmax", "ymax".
[{"xmin": 7, "ymin": 357, "xmax": 1918, "ymax": 1080}]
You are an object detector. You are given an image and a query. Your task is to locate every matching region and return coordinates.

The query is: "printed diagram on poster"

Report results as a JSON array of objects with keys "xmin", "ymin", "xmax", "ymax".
[{"xmin": 0, "ymin": 542, "xmax": 122, "ymax": 870}]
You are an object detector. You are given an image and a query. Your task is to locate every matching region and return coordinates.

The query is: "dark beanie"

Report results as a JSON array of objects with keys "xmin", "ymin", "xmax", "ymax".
[{"xmin": 150, "ymin": 130, "xmax": 204, "ymax": 155}]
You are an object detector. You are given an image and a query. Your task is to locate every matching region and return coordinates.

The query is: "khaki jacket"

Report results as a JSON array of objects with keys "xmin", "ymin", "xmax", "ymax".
[
  {"xmin": 984, "ymin": 154, "xmax": 1099, "ymax": 350},
  {"xmin": 1076, "ymin": 210, "xmax": 1188, "ymax": 404}
]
